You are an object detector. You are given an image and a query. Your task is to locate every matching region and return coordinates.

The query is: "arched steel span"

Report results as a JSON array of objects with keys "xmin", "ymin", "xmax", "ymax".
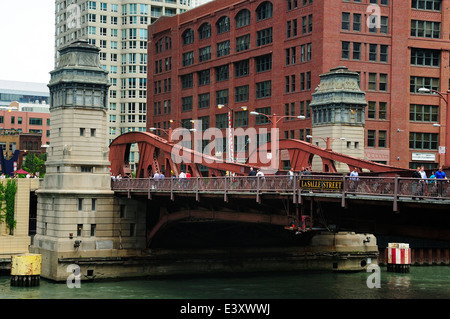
[
  {"xmin": 109, "ymin": 131, "xmax": 254, "ymax": 178},
  {"xmin": 249, "ymin": 138, "xmax": 411, "ymax": 175},
  {"xmin": 109, "ymin": 132, "xmax": 411, "ymax": 178}
]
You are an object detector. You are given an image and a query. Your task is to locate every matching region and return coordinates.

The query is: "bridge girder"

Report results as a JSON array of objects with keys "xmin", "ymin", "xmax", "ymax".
[{"xmin": 109, "ymin": 132, "xmax": 410, "ymax": 178}]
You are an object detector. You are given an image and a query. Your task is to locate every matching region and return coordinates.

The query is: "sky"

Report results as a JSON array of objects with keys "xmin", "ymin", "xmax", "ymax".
[{"xmin": 0, "ymin": 0, "xmax": 55, "ymax": 84}]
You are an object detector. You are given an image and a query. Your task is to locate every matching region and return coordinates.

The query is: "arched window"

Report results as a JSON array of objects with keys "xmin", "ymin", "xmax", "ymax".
[
  {"xmin": 256, "ymin": 1, "xmax": 273, "ymax": 21},
  {"xmin": 216, "ymin": 16, "xmax": 230, "ymax": 34},
  {"xmin": 235, "ymin": 9, "xmax": 250, "ymax": 28},
  {"xmin": 198, "ymin": 23, "xmax": 211, "ymax": 40},
  {"xmin": 165, "ymin": 36, "xmax": 172, "ymax": 50},
  {"xmin": 182, "ymin": 28, "xmax": 194, "ymax": 45}
]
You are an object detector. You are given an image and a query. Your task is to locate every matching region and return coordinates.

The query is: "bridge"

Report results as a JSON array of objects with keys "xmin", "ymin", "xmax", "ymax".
[
  {"xmin": 108, "ymin": 132, "xmax": 450, "ymax": 247},
  {"xmin": 112, "ymin": 174, "xmax": 450, "ymax": 245}
]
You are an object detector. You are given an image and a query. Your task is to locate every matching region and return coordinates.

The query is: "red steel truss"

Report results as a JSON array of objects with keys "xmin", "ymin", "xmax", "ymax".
[{"xmin": 109, "ymin": 132, "xmax": 410, "ymax": 178}]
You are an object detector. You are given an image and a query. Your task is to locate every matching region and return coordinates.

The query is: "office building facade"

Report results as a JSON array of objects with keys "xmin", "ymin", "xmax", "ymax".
[{"xmin": 148, "ymin": 0, "xmax": 450, "ymax": 170}]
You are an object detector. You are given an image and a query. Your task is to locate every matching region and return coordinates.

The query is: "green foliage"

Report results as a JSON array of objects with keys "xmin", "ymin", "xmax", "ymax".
[
  {"xmin": 0, "ymin": 179, "xmax": 17, "ymax": 235},
  {"xmin": 5, "ymin": 179, "xmax": 17, "ymax": 234},
  {"xmin": 21, "ymin": 152, "xmax": 47, "ymax": 178}
]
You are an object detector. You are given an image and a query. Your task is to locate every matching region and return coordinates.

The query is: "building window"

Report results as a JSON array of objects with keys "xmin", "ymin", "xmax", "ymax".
[
  {"xmin": 369, "ymin": 44, "xmax": 377, "ymax": 62},
  {"xmin": 255, "ymin": 54, "xmax": 272, "ymax": 72},
  {"xmin": 380, "ymin": 16, "xmax": 388, "ymax": 34},
  {"xmin": 409, "ymin": 132, "xmax": 438, "ymax": 150},
  {"xmin": 410, "ymin": 48, "xmax": 440, "ymax": 67},
  {"xmin": 235, "ymin": 85, "xmax": 249, "ymax": 103},
  {"xmin": 199, "ymin": 46, "xmax": 211, "ymax": 62},
  {"xmin": 342, "ymin": 41, "xmax": 350, "ymax": 59},
  {"xmin": 411, "ymin": 0, "xmax": 441, "ymax": 11},
  {"xmin": 353, "ymin": 42, "xmax": 361, "ymax": 60},
  {"xmin": 215, "ymin": 113, "xmax": 228, "ymax": 129},
  {"xmin": 198, "ymin": 23, "xmax": 211, "ymax": 40},
  {"xmin": 216, "ymin": 65, "xmax": 229, "ymax": 81},
  {"xmin": 234, "ymin": 110, "xmax": 248, "ymax": 127},
  {"xmin": 198, "ymin": 116, "xmax": 210, "ymax": 131},
  {"xmin": 182, "ymin": 51, "xmax": 194, "ymax": 67},
  {"xmin": 286, "ymin": 47, "xmax": 296, "ymax": 65},
  {"xmin": 198, "ymin": 93, "xmax": 210, "ymax": 109},
  {"xmin": 378, "ymin": 130, "xmax": 387, "ymax": 148},
  {"xmin": 181, "ymin": 73, "xmax": 193, "ymax": 89},
  {"xmin": 410, "ymin": 104, "xmax": 439, "ymax": 122},
  {"xmin": 215, "ymin": 89, "xmax": 229, "ymax": 105},
  {"xmin": 256, "ymin": 81, "xmax": 271, "ymax": 99},
  {"xmin": 90, "ymin": 224, "xmax": 96, "ymax": 237},
  {"xmin": 353, "ymin": 13, "xmax": 361, "ymax": 31},
  {"xmin": 235, "ymin": 60, "xmax": 249, "ymax": 77},
  {"xmin": 342, "ymin": 12, "xmax": 350, "ymax": 30},
  {"xmin": 182, "ymin": 28, "xmax": 194, "ymax": 45},
  {"xmin": 410, "ymin": 76, "xmax": 439, "ymax": 93},
  {"xmin": 77, "ymin": 224, "xmax": 83, "ymax": 237},
  {"xmin": 217, "ymin": 40, "xmax": 230, "ymax": 57},
  {"xmin": 368, "ymin": 101, "xmax": 376, "ymax": 119},
  {"xmin": 368, "ymin": 73, "xmax": 377, "ymax": 91},
  {"xmin": 255, "ymin": 107, "xmax": 271, "ymax": 124},
  {"xmin": 235, "ymin": 9, "xmax": 251, "ymax": 28},
  {"xmin": 181, "ymin": 96, "xmax": 193, "ymax": 112},
  {"xmin": 198, "ymin": 69, "xmax": 210, "ymax": 86},
  {"xmin": 367, "ymin": 130, "xmax": 376, "ymax": 147},
  {"xmin": 256, "ymin": 27, "xmax": 272, "ymax": 46},
  {"xmin": 216, "ymin": 16, "xmax": 230, "ymax": 34},
  {"xmin": 29, "ymin": 118, "xmax": 43, "ymax": 125},
  {"xmin": 379, "ymin": 102, "xmax": 387, "ymax": 119},
  {"xmin": 236, "ymin": 34, "xmax": 250, "ymax": 52},
  {"xmin": 379, "ymin": 74, "xmax": 388, "ymax": 91},
  {"xmin": 380, "ymin": 45, "xmax": 388, "ymax": 63},
  {"xmin": 411, "ymin": 20, "xmax": 440, "ymax": 38},
  {"xmin": 256, "ymin": 1, "xmax": 273, "ymax": 21}
]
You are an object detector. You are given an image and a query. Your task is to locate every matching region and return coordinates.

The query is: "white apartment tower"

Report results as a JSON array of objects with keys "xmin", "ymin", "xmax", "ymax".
[{"xmin": 55, "ymin": 0, "xmax": 194, "ymax": 172}]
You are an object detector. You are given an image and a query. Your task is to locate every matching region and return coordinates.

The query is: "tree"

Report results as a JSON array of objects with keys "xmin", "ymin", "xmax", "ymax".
[{"xmin": 21, "ymin": 152, "xmax": 47, "ymax": 177}]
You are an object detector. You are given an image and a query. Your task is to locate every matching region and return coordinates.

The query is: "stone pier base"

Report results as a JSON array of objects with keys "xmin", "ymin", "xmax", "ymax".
[{"xmin": 32, "ymin": 231, "xmax": 378, "ymax": 281}]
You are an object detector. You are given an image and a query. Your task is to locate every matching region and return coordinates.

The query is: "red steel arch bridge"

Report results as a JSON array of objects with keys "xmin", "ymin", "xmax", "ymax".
[{"xmin": 109, "ymin": 131, "xmax": 409, "ymax": 178}]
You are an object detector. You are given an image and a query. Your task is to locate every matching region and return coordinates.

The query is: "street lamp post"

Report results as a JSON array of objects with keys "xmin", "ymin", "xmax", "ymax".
[
  {"xmin": 418, "ymin": 87, "xmax": 450, "ymax": 167},
  {"xmin": 217, "ymin": 104, "xmax": 247, "ymax": 162},
  {"xmin": 149, "ymin": 127, "xmax": 173, "ymax": 143},
  {"xmin": 249, "ymin": 112, "xmax": 306, "ymax": 130},
  {"xmin": 250, "ymin": 112, "xmax": 306, "ymax": 172},
  {"xmin": 306, "ymin": 135, "xmax": 346, "ymax": 151}
]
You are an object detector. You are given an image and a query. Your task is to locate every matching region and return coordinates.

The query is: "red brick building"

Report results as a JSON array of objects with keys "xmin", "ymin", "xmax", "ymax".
[{"xmin": 147, "ymin": 0, "xmax": 450, "ymax": 170}]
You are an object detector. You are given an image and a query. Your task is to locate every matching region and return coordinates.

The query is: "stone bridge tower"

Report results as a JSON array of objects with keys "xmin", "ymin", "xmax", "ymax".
[
  {"xmin": 31, "ymin": 40, "xmax": 145, "ymax": 281},
  {"xmin": 309, "ymin": 66, "xmax": 367, "ymax": 172}
]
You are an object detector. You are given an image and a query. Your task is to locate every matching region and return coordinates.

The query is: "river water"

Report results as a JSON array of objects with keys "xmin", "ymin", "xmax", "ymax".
[{"xmin": 1, "ymin": 266, "xmax": 450, "ymax": 300}]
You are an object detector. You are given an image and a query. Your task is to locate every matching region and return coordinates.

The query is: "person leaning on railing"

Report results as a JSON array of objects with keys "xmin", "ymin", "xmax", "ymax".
[{"xmin": 435, "ymin": 166, "xmax": 448, "ymax": 198}]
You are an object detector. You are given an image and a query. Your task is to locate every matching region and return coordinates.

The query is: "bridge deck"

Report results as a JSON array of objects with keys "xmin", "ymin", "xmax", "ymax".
[{"xmin": 112, "ymin": 175, "xmax": 450, "ymax": 211}]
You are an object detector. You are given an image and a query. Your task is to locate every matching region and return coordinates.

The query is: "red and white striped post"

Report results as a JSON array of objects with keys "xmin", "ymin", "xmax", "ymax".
[{"xmin": 387, "ymin": 243, "xmax": 411, "ymax": 273}]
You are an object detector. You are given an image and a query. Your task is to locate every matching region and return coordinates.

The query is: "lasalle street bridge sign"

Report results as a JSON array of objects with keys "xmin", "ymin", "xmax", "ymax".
[{"xmin": 299, "ymin": 179, "xmax": 344, "ymax": 191}]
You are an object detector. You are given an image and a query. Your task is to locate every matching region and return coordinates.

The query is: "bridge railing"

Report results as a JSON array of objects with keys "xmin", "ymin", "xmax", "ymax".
[{"xmin": 111, "ymin": 175, "xmax": 450, "ymax": 200}]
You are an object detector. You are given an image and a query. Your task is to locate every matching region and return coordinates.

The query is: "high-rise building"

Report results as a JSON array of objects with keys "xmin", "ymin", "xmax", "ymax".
[
  {"xmin": 147, "ymin": 0, "xmax": 450, "ymax": 171},
  {"xmin": 54, "ymin": 0, "xmax": 194, "ymax": 172}
]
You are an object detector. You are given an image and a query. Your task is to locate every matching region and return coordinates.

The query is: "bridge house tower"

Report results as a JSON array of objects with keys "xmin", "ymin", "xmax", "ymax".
[
  {"xmin": 309, "ymin": 66, "xmax": 367, "ymax": 172},
  {"xmin": 31, "ymin": 40, "xmax": 145, "ymax": 281}
]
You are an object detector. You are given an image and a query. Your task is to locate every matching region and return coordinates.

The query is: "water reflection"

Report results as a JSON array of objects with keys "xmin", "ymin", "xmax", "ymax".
[{"xmin": 1, "ymin": 266, "xmax": 450, "ymax": 299}]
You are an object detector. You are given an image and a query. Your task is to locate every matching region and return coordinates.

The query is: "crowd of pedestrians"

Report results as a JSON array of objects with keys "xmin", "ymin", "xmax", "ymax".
[{"xmin": 412, "ymin": 165, "xmax": 448, "ymax": 198}]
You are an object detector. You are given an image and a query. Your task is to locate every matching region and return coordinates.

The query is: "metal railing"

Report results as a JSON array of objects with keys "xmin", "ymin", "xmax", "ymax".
[{"xmin": 111, "ymin": 175, "xmax": 450, "ymax": 204}]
